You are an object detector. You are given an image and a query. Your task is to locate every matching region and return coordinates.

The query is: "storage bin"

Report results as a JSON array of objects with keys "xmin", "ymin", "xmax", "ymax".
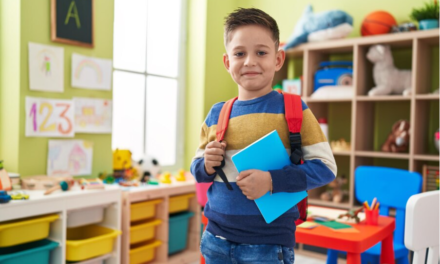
[
  {"xmin": 67, "ymin": 205, "xmax": 108, "ymax": 228},
  {"xmin": 0, "ymin": 239, "xmax": 58, "ymax": 264},
  {"xmin": 0, "ymin": 214, "xmax": 59, "ymax": 247},
  {"xmin": 168, "ymin": 211, "xmax": 194, "ymax": 254},
  {"xmin": 66, "ymin": 225, "xmax": 121, "ymax": 262},
  {"xmin": 130, "ymin": 199, "xmax": 162, "ymax": 222},
  {"xmin": 130, "ymin": 219, "xmax": 162, "ymax": 245},
  {"xmin": 169, "ymin": 193, "xmax": 194, "ymax": 214},
  {"xmin": 66, "ymin": 253, "xmax": 110, "ymax": 264},
  {"xmin": 129, "ymin": 240, "xmax": 161, "ymax": 264}
]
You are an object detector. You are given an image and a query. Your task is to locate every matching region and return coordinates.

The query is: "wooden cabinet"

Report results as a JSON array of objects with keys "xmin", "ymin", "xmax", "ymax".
[{"xmin": 277, "ymin": 29, "xmax": 439, "ymax": 210}]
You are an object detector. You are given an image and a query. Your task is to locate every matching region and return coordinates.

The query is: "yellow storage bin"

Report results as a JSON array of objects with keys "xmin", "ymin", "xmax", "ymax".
[
  {"xmin": 66, "ymin": 225, "xmax": 121, "ymax": 262},
  {"xmin": 169, "ymin": 193, "xmax": 195, "ymax": 214},
  {"xmin": 130, "ymin": 199, "xmax": 162, "ymax": 222},
  {"xmin": 130, "ymin": 219, "xmax": 162, "ymax": 245},
  {"xmin": 0, "ymin": 214, "xmax": 59, "ymax": 247},
  {"xmin": 130, "ymin": 240, "xmax": 162, "ymax": 264}
]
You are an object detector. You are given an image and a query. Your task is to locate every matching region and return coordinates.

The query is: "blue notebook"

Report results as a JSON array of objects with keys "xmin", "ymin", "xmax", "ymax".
[{"xmin": 231, "ymin": 130, "xmax": 308, "ymax": 224}]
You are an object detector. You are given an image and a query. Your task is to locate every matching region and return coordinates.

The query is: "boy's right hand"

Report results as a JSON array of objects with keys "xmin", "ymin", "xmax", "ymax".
[{"xmin": 204, "ymin": 141, "xmax": 227, "ymax": 175}]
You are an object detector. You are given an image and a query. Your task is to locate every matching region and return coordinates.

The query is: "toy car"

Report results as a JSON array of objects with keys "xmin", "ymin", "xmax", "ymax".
[
  {"xmin": 0, "ymin": 190, "xmax": 11, "ymax": 203},
  {"xmin": 10, "ymin": 191, "xmax": 29, "ymax": 200}
]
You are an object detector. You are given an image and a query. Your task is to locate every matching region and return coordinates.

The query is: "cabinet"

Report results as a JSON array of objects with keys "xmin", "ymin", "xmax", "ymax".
[
  {"xmin": 275, "ymin": 29, "xmax": 439, "ymax": 210},
  {"xmin": 0, "ymin": 185, "xmax": 121, "ymax": 264},
  {"xmin": 120, "ymin": 175, "xmax": 200, "ymax": 264}
]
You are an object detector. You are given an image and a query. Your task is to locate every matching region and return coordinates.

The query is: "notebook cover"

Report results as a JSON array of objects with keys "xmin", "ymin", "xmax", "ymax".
[{"xmin": 231, "ymin": 130, "xmax": 308, "ymax": 224}]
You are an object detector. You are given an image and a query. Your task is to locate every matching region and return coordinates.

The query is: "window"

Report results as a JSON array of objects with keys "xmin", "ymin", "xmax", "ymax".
[{"xmin": 112, "ymin": 0, "xmax": 186, "ymax": 169}]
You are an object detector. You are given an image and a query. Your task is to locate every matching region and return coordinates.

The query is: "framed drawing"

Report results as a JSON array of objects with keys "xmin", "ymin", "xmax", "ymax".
[{"xmin": 51, "ymin": 0, "xmax": 94, "ymax": 48}]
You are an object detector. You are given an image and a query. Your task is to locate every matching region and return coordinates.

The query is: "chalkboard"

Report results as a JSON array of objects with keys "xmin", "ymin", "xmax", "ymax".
[{"xmin": 51, "ymin": 0, "xmax": 94, "ymax": 48}]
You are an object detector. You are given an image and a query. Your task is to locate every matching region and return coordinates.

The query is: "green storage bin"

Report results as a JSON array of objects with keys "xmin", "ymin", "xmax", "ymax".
[
  {"xmin": 0, "ymin": 239, "xmax": 58, "ymax": 264},
  {"xmin": 168, "ymin": 211, "xmax": 194, "ymax": 255}
]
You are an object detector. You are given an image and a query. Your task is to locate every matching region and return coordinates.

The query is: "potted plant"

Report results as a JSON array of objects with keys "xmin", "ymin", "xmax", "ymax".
[{"xmin": 410, "ymin": 0, "xmax": 439, "ymax": 30}]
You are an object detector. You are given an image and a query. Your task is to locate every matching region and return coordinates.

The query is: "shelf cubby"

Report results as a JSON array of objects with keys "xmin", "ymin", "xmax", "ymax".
[
  {"xmin": 414, "ymin": 35, "xmax": 439, "ymax": 95},
  {"xmin": 413, "ymin": 99, "xmax": 439, "ymax": 156},
  {"xmin": 355, "ymin": 100, "xmax": 411, "ymax": 153}
]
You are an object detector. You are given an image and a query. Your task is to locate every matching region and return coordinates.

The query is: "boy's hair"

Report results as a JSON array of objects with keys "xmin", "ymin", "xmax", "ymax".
[{"xmin": 224, "ymin": 8, "xmax": 280, "ymax": 49}]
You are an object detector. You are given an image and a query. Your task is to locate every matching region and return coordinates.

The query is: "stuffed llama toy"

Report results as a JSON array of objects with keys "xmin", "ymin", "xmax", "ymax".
[{"xmin": 367, "ymin": 44, "xmax": 412, "ymax": 96}]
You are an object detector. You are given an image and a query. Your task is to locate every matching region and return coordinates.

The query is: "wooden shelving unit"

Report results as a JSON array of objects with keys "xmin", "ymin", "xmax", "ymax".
[
  {"xmin": 120, "ymin": 176, "xmax": 200, "ymax": 264},
  {"xmin": 276, "ymin": 29, "xmax": 439, "ymax": 210}
]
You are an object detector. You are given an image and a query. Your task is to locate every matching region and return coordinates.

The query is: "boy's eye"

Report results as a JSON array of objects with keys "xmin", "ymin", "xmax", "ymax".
[
  {"xmin": 234, "ymin": 52, "xmax": 244, "ymax": 57},
  {"xmin": 257, "ymin": 51, "xmax": 267, "ymax": 56}
]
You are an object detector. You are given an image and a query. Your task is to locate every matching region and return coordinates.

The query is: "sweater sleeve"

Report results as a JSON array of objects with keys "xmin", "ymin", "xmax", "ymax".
[
  {"xmin": 269, "ymin": 101, "xmax": 337, "ymax": 193},
  {"xmin": 190, "ymin": 107, "xmax": 218, "ymax": 183}
]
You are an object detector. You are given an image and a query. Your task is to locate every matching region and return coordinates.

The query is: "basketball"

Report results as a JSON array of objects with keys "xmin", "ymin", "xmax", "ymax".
[{"xmin": 361, "ymin": 11, "xmax": 397, "ymax": 36}]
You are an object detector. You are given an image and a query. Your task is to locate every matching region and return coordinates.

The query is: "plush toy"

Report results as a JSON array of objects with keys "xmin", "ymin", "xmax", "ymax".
[
  {"xmin": 320, "ymin": 175, "xmax": 348, "ymax": 203},
  {"xmin": 283, "ymin": 5, "xmax": 353, "ymax": 50},
  {"xmin": 134, "ymin": 155, "xmax": 161, "ymax": 183},
  {"xmin": 367, "ymin": 45, "xmax": 412, "ymax": 96},
  {"xmin": 381, "ymin": 120, "xmax": 410, "ymax": 153}
]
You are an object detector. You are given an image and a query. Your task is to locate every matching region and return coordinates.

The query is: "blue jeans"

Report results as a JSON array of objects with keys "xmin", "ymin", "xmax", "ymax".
[{"xmin": 200, "ymin": 230, "xmax": 295, "ymax": 264}]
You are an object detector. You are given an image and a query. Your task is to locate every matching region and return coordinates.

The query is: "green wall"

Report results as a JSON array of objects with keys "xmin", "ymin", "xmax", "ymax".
[
  {"xmin": 184, "ymin": 0, "xmax": 428, "ymax": 169},
  {"xmin": 0, "ymin": 0, "xmax": 114, "ymax": 177}
]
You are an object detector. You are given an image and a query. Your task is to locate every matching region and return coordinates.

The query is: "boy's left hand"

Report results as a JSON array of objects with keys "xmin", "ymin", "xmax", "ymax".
[{"xmin": 236, "ymin": 170, "xmax": 272, "ymax": 200}]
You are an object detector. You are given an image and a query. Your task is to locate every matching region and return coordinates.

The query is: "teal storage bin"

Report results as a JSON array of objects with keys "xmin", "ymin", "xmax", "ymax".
[
  {"xmin": 168, "ymin": 211, "xmax": 194, "ymax": 255},
  {"xmin": 0, "ymin": 239, "xmax": 58, "ymax": 264}
]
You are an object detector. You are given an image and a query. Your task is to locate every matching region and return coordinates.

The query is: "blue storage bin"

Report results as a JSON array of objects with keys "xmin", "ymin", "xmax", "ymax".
[
  {"xmin": 168, "ymin": 211, "xmax": 194, "ymax": 255},
  {"xmin": 0, "ymin": 239, "xmax": 58, "ymax": 264}
]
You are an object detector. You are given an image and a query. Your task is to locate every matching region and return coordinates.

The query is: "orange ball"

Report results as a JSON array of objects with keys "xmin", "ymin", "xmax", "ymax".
[{"xmin": 361, "ymin": 11, "xmax": 397, "ymax": 36}]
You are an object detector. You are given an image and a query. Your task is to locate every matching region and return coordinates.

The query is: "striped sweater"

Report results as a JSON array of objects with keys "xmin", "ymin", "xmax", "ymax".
[{"xmin": 190, "ymin": 91, "xmax": 337, "ymax": 247}]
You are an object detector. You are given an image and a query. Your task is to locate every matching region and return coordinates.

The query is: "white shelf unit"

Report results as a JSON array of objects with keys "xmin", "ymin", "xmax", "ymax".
[
  {"xmin": 274, "ymin": 29, "xmax": 439, "ymax": 210},
  {"xmin": 121, "ymin": 178, "xmax": 201, "ymax": 264},
  {"xmin": 0, "ymin": 185, "xmax": 122, "ymax": 264}
]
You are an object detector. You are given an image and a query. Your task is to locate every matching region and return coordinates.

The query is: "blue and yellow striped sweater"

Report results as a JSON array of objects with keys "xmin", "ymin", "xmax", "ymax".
[{"xmin": 191, "ymin": 91, "xmax": 336, "ymax": 247}]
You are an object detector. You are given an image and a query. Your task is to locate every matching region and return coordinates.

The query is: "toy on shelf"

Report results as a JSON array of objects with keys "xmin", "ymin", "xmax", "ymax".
[
  {"xmin": 330, "ymin": 138, "xmax": 351, "ymax": 152},
  {"xmin": 338, "ymin": 207, "xmax": 364, "ymax": 223},
  {"xmin": 79, "ymin": 178, "xmax": 105, "ymax": 190},
  {"xmin": 361, "ymin": 11, "xmax": 397, "ymax": 36},
  {"xmin": 0, "ymin": 190, "xmax": 11, "ymax": 203},
  {"xmin": 0, "ymin": 160, "xmax": 12, "ymax": 191},
  {"xmin": 422, "ymin": 165, "xmax": 439, "ymax": 192},
  {"xmin": 320, "ymin": 174, "xmax": 348, "ymax": 203},
  {"xmin": 118, "ymin": 180, "xmax": 140, "ymax": 187},
  {"xmin": 314, "ymin": 61, "xmax": 353, "ymax": 92},
  {"xmin": 367, "ymin": 44, "xmax": 412, "ymax": 96},
  {"xmin": 283, "ymin": 4, "xmax": 353, "ymax": 50},
  {"xmin": 112, "ymin": 149, "xmax": 139, "ymax": 181},
  {"xmin": 175, "ymin": 170, "xmax": 186, "ymax": 182},
  {"xmin": 391, "ymin": 22, "xmax": 417, "ymax": 33},
  {"xmin": 44, "ymin": 179, "xmax": 74, "ymax": 195},
  {"xmin": 9, "ymin": 191, "xmax": 29, "ymax": 200},
  {"xmin": 381, "ymin": 120, "xmax": 410, "ymax": 153},
  {"xmin": 159, "ymin": 172, "xmax": 172, "ymax": 184},
  {"xmin": 134, "ymin": 155, "xmax": 161, "ymax": 183},
  {"xmin": 282, "ymin": 78, "xmax": 301, "ymax": 95},
  {"xmin": 435, "ymin": 129, "xmax": 439, "ymax": 152},
  {"xmin": 21, "ymin": 175, "xmax": 72, "ymax": 190}
]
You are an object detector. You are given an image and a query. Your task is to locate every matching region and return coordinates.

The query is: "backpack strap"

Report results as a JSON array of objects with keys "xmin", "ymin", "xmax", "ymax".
[
  {"xmin": 213, "ymin": 97, "xmax": 238, "ymax": 191},
  {"xmin": 282, "ymin": 92, "xmax": 303, "ymax": 165}
]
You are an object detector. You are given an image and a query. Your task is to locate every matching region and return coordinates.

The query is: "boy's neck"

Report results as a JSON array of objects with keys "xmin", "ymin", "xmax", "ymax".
[{"xmin": 238, "ymin": 86, "xmax": 273, "ymax": 101}]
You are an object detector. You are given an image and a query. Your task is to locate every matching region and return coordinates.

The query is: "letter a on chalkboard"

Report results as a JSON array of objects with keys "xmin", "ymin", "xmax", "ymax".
[{"xmin": 65, "ymin": 1, "xmax": 81, "ymax": 28}]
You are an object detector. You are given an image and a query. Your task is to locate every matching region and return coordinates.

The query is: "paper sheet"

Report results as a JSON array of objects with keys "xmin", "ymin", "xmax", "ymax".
[
  {"xmin": 71, "ymin": 53, "xmax": 112, "ymax": 90},
  {"xmin": 47, "ymin": 140, "xmax": 93, "ymax": 176},
  {"xmin": 73, "ymin": 97, "xmax": 112, "ymax": 133}
]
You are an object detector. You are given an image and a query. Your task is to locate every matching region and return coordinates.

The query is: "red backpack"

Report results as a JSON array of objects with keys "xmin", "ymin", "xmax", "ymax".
[{"xmin": 214, "ymin": 92, "xmax": 307, "ymax": 226}]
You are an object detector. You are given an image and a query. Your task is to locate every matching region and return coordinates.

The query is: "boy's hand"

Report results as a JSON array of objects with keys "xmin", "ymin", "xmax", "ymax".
[
  {"xmin": 236, "ymin": 170, "xmax": 272, "ymax": 200},
  {"xmin": 204, "ymin": 141, "xmax": 227, "ymax": 175}
]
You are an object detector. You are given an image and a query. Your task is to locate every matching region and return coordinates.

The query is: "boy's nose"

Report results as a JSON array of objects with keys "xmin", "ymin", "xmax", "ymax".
[{"xmin": 244, "ymin": 55, "xmax": 256, "ymax": 66}]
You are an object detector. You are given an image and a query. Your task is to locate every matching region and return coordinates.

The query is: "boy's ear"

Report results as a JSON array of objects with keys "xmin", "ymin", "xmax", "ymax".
[
  {"xmin": 223, "ymin": 53, "xmax": 230, "ymax": 71},
  {"xmin": 275, "ymin": 49, "xmax": 286, "ymax": 71}
]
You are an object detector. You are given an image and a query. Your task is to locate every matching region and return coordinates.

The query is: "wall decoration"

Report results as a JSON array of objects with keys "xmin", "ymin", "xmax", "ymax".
[
  {"xmin": 73, "ymin": 97, "xmax": 112, "ymax": 133},
  {"xmin": 47, "ymin": 140, "xmax": 93, "ymax": 176},
  {"xmin": 25, "ymin": 97, "xmax": 74, "ymax": 137},
  {"xmin": 28, "ymin": 42, "xmax": 64, "ymax": 92},
  {"xmin": 51, "ymin": 0, "xmax": 94, "ymax": 48},
  {"xmin": 71, "ymin": 53, "xmax": 112, "ymax": 90}
]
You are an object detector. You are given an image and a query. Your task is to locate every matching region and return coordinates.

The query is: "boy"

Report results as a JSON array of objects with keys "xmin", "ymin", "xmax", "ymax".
[{"xmin": 191, "ymin": 8, "xmax": 337, "ymax": 264}]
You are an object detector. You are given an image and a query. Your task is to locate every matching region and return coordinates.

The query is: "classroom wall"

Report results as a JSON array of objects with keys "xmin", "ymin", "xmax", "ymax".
[
  {"xmin": 0, "ymin": 0, "xmax": 114, "ymax": 177},
  {"xmin": 184, "ymin": 0, "xmax": 428, "ymax": 169}
]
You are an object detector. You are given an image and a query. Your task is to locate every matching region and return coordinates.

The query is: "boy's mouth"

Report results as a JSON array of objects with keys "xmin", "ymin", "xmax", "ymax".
[{"xmin": 242, "ymin": 71, "xmax": 261, "ymax": 76}]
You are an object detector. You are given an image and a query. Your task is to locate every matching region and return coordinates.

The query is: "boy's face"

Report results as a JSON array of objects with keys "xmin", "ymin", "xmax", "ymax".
[{"xmin": 223, "ymin": 25, "xmax": 285, "ymax": 97}]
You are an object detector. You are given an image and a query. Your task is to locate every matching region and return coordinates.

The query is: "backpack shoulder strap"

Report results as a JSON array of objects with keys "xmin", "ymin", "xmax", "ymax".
[
  {"xmin": 282, "ymin": 92, "xmax": 303, "ymax": 165},
  {"xmin": 283, "ymin": 93, "xmax": 303, "ymax": 133},
  {"xmin": 216, "ymin": 97, "xmax": 238, "ymax": 142}
]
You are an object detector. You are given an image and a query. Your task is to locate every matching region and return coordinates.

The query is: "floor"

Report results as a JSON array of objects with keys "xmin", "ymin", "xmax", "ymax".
[{"xmin": 190, "ymin": 253, "xmax": 326, "ymax": 264}]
